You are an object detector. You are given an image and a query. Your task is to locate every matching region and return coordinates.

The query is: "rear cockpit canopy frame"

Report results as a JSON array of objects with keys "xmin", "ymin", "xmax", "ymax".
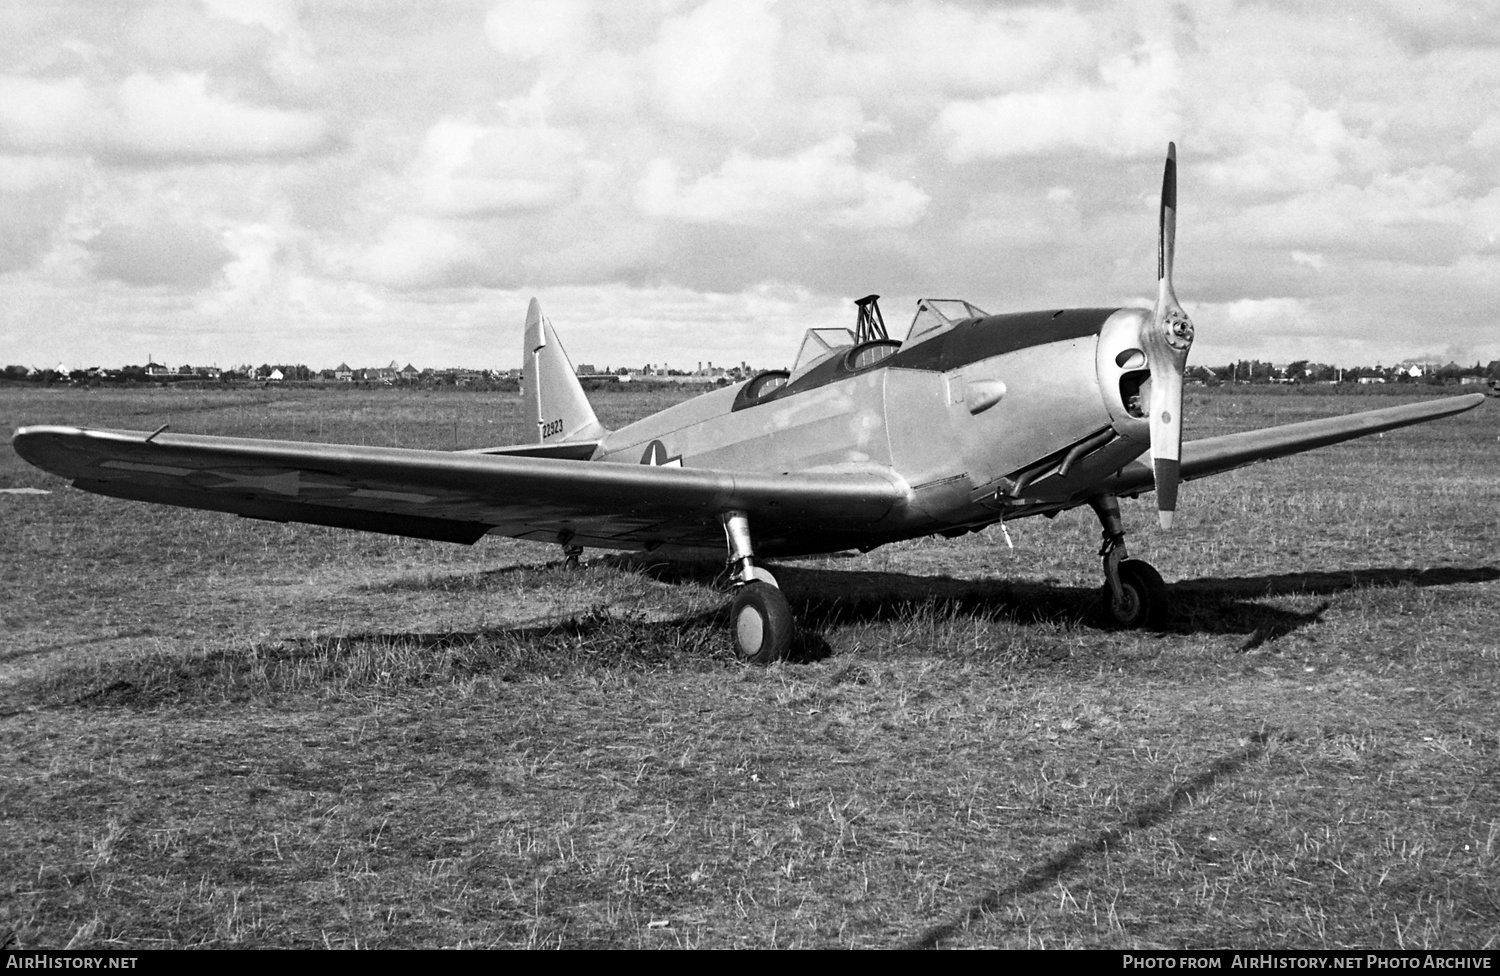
[{"xmin": 790, "ymin": 327, "xmax": 858, "ymax": 381}]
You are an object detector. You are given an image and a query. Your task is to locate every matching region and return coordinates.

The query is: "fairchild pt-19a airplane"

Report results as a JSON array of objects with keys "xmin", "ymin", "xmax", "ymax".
[{"xmin": 13, "ymin": 145, "xmax": 1485, "ymax": 662}]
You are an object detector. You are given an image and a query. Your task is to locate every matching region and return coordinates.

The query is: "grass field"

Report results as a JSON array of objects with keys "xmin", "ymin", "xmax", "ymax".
[{"xmin": 3, "ymin": 383, "xmax": 1498, "ymax": 949}]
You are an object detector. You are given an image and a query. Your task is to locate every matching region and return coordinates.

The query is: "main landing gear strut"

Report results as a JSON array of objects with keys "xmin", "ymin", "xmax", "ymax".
[
  {"xmin": 1088, "ymin": 495, "xmax": 1168, "ymax": 629},
  {"xmin": 723, "ymin": 510, "xmax": 794, "ymax": 663},
  {"xmin": 557, "ymin": 530, "xmax": 584, "ymax": 570}
]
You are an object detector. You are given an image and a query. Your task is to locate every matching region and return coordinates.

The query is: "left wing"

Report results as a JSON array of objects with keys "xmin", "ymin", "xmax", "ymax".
[
  {"xmin": 11, "ymin": 426, "xmax": 906, "ymax": 555},
  {"xmin": 1098, "ymin": 393, "xmax": 1485, "ymax": 496}
]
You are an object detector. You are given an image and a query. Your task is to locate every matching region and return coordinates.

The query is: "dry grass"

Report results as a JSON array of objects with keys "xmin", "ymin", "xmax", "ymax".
[{"xmin": 2, "ymin": 384, "xmax": 1497, "ymax": 948}]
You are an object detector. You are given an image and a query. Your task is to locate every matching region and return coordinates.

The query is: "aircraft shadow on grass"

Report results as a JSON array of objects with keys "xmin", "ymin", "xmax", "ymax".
[
  {"xmin": 1170, "ymin": 565, "xmax": 1500, "ymax": 651},
  {"xmin": 347, "ymin": 558, "xmax": 1500, "ymax": 663},
  {"xmin": 25, "ymin": 562, "xmax": 1495, "ymax": 686},
  {"xmin": 46, "ymin": 563, "xmax": 1496, "ymax": 711},
  {"xmin": 41, "ymin": 557, "xmax": 1482, "ymax": 716}
]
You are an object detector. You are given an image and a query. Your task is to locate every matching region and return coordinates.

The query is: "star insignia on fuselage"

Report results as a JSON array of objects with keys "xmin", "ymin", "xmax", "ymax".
[{"xmin": 640, "ymin": 440, "xmax": 683, "ymax": 468}]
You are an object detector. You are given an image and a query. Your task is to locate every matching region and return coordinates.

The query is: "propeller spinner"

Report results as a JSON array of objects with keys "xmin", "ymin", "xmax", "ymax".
[{"xmin": 1142, "ymin": 142, "xmax": 1195, "ymax": 529}]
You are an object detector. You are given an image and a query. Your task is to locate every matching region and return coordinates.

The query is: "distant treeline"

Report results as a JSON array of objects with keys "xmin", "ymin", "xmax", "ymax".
[
  {"xmin": 9, "ymin": 359, "xmax": 1498, "ymax": 391},
  {"xmin": 1194, "ymin": 359, "xmax": 1500, "ymax": 385},
  {"xmin": 2, "ymin": 365, "xmax": 520, "ymax": 392},
  {"xmin": 0, "ymin": 367, "xmax": 736, "ymax": 396}
]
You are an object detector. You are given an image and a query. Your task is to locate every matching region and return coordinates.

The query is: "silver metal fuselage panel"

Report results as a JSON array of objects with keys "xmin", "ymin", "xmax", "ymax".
[{"xmin": 595, "ymin": 307, "xmax": 1152, "ymax": 549}]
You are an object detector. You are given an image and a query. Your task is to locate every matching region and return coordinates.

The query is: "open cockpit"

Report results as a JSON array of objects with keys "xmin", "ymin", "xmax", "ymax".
[{"xmin": 733, "ymin": 294, "xmax": 992, "ymax": 411}]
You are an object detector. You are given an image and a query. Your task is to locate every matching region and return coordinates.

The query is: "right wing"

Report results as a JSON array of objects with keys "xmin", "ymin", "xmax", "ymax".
[
  {"xmin": 1098, "ymin": 393, "xmax": 1485, "ymax": 495},
  {"xmin": 12, "ymin": 425, "xmax": 907, "ymax": 555}
]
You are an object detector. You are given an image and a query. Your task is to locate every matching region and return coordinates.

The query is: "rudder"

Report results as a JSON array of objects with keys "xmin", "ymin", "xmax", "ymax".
[{"xmin": 522, "ymin": 298, "xmax": 607, "ymax": 446}]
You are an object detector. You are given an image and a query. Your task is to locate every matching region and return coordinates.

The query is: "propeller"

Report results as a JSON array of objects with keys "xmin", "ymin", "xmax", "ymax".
[{"xmin": 1142, "ymin": 142, "xmax": 1195, "ymax": 529}]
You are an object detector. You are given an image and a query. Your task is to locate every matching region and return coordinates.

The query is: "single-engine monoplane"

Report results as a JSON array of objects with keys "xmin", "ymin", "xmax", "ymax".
[{"xmin": 13, "ymin": 145, "xmax": 1485, "ymax": 661}]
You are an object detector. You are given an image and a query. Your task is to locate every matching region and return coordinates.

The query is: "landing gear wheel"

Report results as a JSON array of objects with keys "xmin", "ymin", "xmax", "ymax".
[
  {"xmin": 730, "ymin": 582, "xmax": 794, "ymax": 664},
  {"xmin": 1100, "ymin": 559, "xmax": 1168, "ymax": 630}
]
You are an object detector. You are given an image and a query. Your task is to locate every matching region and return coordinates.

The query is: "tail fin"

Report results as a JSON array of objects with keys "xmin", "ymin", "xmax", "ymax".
[{"xmin": 522, "ymin": 298, "xmax": 607, "ymax": 446}]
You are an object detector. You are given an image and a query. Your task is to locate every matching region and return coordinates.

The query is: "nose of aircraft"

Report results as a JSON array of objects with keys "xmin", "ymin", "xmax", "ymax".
[{"xmin": 1142, "ymin": 142, "xmax": 1195, "ymax": 529}]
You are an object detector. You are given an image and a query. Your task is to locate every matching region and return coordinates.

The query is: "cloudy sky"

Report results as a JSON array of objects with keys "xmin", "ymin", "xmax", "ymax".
[{"xmin": 3, "ymin": 0, "xmax": 1499, "ymax": 373}]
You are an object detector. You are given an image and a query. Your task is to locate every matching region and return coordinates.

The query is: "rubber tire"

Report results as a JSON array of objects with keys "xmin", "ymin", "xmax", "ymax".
[
  {"xmin": 730, "ymin": 582, "xmax": 794, "ymax": 664},
  {"xmin": 1100, "ymin": 559, "xmax": 1169, "ymax": 630}
]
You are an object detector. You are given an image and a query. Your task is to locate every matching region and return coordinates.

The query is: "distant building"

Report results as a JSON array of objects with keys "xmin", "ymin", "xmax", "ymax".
[{"xmin": 443, "ymin": 368, "xmax": 484, "ymax": 385}]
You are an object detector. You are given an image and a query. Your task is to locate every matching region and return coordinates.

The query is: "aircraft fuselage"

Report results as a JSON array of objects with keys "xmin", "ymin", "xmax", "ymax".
[{"xmin": 594, "ymin": 306, "xmax": 1157, "ymax": 553}]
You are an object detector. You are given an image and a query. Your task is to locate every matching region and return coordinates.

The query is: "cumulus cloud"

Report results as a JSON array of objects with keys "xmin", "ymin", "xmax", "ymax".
[
  {"xmin": 203, "ymin": 0, "xmax": 299, "ymax": 34},
  {"xmin": 86, "ymin": 221, "xmax": 231, "ymax": 288},
  {"xmin": 1198, "ymin": 82, "xmax": 1383, "ymax": 197},
  {"xmin": 0, "ymin": 155, "xmax": 81, "ymax": 272},
  {"xmin": 202, "ymin": 221, "xmax": 290, "ymax": 313},
  {"xmin": 808, "ymin": 1, "xmax": 1097, "ymax": 100},
  {"xmin": 127, "ymin": 3, "xmax": 274, "ymax": 71},
  {"xmin": 1214, "ymin": 296, "xmax": 1318, "ymax": 333},
  {"xmin": 0, "ymin": 75, "xmax": 99, "ymax": 153},
  {"xmin": 636, "ymin": 136, "xmax": 928, "ymax": 229},
  {"xmin": 935, "ymin": 47, "xmax": 1180, "ymax": 161},
  {"xmin": 546, "ymin": 49, "xmax": 645, "ymax": 120},
  {"xmin": 324, "ymin": 215, "xmax": 486, "ymax": 291},
  {"xmin": 0, "ymin": 72, "xmax": 331, "ymax": 163},
  {"xmin": 404, "ymin": 118, "xmax": 585, "ymax": 218},
  {"xmin": 114, "ymin": 73, "xmax": 330, "ymax": 161},
  {"xmin": 520, "ymin": 280, "xmax": 847, "ymax": 372},
  {"xmin": 648, "ymin": 0, "xmax": 781, "ymax": 128},
  {"xmin": 485, "ymin": 0, "xmax": 595, "ymax": 62},
  {"xmin": 1183, "ymin": 296, "xmax": 1327, "ymax": 365},
  {"xmin": 1232, "ymin": 167, "xmax": 1472, "ymax": 262}
]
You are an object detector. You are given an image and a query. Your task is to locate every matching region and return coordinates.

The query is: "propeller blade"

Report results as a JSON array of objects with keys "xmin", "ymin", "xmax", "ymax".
[
  {"xmin": 1158, "ymin": 142, "xmax": 1176, "ymax": 285},
  {"xmin": 1144, "ymin": 142, "xmax": 1193, "ymax": 529}
]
